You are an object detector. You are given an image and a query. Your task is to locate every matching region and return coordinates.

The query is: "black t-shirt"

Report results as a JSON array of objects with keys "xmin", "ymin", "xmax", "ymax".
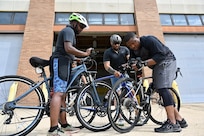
[
  {"xmin": 103, "ymin": 46, "xmax": 130, "ymax": 71},
  {"xmin": 52, "ymin": 25, "xmax": 76, "ymax": 60},
  {"xmin": 130, "ymin": 35, "xmax": 176, "ymax": 64}
]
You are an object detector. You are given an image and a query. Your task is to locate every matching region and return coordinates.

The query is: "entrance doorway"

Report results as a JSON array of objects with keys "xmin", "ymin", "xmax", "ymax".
[{"xmin": 53, "ymin": 34, "xmax": 112, "ymax": 78}]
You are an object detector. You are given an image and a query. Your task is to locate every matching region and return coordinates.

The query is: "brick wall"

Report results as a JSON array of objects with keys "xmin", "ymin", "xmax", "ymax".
[
  {"xmin": 134, "ymin": 0, "xmax": 164, "ymax": 42},
  {"xmin": 17, "ymin": 0, "xmax": 54, "ymax": 80},
  {"xmin": 133, "ymin": 0, "xmax": 164, "ymax": 77}
]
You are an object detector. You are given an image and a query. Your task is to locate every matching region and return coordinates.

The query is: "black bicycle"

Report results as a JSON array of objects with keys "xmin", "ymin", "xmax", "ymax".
[
  {"xmin": 107, "ymin": 59, "xmax": 181, "ymax": 133},
  {"xmin": 74, "ymin": 72, "xmax": 131, "ymax": 132}
]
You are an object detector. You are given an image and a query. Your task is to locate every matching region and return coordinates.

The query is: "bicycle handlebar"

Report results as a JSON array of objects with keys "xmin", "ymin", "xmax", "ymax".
[{"xmin": 119, "ymin": 57, "xmax": 146, "ymax": 73}]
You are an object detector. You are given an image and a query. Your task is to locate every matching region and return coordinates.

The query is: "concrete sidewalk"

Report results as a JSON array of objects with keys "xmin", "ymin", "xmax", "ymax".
[{"xmin": 30, "ymin": 103, "xmax": 204, "ymax": 136}]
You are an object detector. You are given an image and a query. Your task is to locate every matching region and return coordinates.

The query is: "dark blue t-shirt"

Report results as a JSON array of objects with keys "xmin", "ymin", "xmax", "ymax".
[
  {"xmin": 130, "ymin": 35, "xmax": 176, "ymax": 64},
  {"xmin": 103, "ymin": 46, "xmax": 130, "ymax": 71},
  {"xmin": 52, "ymin": 25, "xmax": 76, "ymax": 60}
]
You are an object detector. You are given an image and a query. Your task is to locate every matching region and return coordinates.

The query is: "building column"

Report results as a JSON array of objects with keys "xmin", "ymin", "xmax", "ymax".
[
  {"xmin": 133, "ymin": 0, "xmax": 164, "ymax": 77},
  {"xmin": 17, "ymin": 0, "xmax": 55, "ymax": 80},
  {"xmin": 133, "ymin": 0, "xmax": 164, "ymax": 41}
]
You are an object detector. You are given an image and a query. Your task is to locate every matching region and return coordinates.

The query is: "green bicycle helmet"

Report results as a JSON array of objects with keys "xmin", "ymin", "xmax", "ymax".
[{"xmin": 69, "ymin": 13, "xmax": 89, "ymax": 29}]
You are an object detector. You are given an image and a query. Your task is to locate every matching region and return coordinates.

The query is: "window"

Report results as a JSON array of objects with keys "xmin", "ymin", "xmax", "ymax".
[
  {"xmin": 13, "ymin": 13, "xmax": 27, "ymax": 24},
  {"xmin": 0, "ymin": 12, "xmax": 27, "ymax": 24},
  {"xmin": 160, "ymin": 14, "xmax": 204, "ymax": 26},
  {"xmin": 120, "ymin": 14, "xmax": 134, "ymax": 25},
  {"xmin": 200, "ymin": 15, "xmax": 204, "ymax": 25},
  {"xmin": 54, "ymin": 13, "xmax": 135, "ymax": 25},
  {"xmin": 88, "ymin": 14, "xmax": 103, "ymax": 25},
  {"xmin": 104, "ymin": 14, "xmax": 119, "ymax": 25},
  {"xmin": 171, "ymin": 15, "xmax": 187, "ymax": 26},
  {"xmin": 160, "ymin": 14, "xmax": 172, "ymax": 25},
  {"xmin": 186, "ymin": 15, "xmax": 202, "ymax": 26},
  {"xmin": 0, "ymin": 12, "xmax": 13, "ymax": 24},
  {"xmin": 55, "ymin": 13, "xmax": 70, "ymax": 24}
]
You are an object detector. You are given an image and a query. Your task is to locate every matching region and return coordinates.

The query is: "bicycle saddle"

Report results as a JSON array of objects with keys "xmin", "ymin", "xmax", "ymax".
[{"xmin": 29, "ymin": 57, "xmax": 50, "ymax": 68}]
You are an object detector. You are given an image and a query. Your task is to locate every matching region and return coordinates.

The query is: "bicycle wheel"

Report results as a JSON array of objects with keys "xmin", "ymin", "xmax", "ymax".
[
  {"xmin": 65, "ymin": 87, "xmax": 84, "ymax": 129},
  {"xmin": 0, "ymin": 75, "xmax": 45, "ymax": 136},
  {"xmin": 75, "ymin": 81, "xmax": 112, "ymax": 132},
  {"xmin": 149, "ymin": 87, "xmax": 180, "ymax": 125},
  {"xmin": 107, "ymin": 77, "xmax": 141, "ymax": 133}
]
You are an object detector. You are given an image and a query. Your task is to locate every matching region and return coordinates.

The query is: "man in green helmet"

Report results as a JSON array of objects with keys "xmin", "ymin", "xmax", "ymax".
[{"xmin": 48, "ymin": 13, "xmax": 92, "ymax": 136}]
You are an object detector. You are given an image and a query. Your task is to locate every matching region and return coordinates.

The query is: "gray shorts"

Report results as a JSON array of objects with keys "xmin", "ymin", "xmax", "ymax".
[{"xmin": 153, "ymin": 59, "xmax": 176, "ymax": 89}]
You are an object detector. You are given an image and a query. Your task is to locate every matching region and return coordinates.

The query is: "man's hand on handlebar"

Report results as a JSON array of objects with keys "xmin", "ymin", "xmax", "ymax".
[
  {"xmin": 114, "ymin": 70, "xmax": 121, "ymax": 78},
  {"xmin": 131, "ymin": 58, "xmax": 145, "ymax": 71},
  {"xmin": 85, "ymin": 48, "xmax": 93, "ymax": 56}
]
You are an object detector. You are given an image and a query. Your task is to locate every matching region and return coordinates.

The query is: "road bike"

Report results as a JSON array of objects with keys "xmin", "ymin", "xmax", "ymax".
[
  {"xmin": 0, "ymin": 53, "xmax": 98, "ymax": 136},
  {"xmin": 107, "ymin": 59, "xmax": 181, "ymax": 133}
]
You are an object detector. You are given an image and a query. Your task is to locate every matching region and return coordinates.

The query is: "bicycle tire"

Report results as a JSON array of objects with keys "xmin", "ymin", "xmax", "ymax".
[
  {"xmin": 107, "ymin": 77, "xmax": 141, "ymax": 133},
  {"xmin": 149, "ymin": 87, "xmax": 181, "ymax": 125},
  {"xmin": 0, "ymin": 75, "xmax": 45, "ymax": 136},
  {"xmin": 75, "ymin": 81, "xmax": 112, "ymax": 132}
]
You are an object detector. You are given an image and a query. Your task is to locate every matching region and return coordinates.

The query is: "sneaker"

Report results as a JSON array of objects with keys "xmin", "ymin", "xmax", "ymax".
[
  {"xmin": 136, "ymin": 115, "xmax": 147, "ymax": 126},
  {"xmin": 177, "ymin": 118, "xmax": 188, "ymax": 128},
  {"xmin": 61, "ymin": 124, "xmax": 80, "ymax": 133},
  {"xmin": 47, "ymin": 128, "xmax": 69, "ymax": 136},
  {"xmin": 116, "ymin": 118, "xmax": 125, "ymax": 126},
  {"xmin": 154, "ymin": 120, "xmax": 182, "ymax": 133}
]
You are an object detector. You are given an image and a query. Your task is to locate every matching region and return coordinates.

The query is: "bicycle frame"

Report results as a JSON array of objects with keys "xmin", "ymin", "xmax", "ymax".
[
  {"xmin": 119, "ymin": 75, "xmax": 152, "ymax": 111},
  {"xmin": 4, "ymin": 58, "xmax": 94, "ymax": 111},
  {"xmin": 68, "ymin": 63, "xmax": 88, "ymax": 89},
  {"xmin": 4, "ymin": 72, "xmax": 51, "ymax": 110},
  {"xmin": 90, "ymin": 74, "xmax": 129, "ymax": 106}
]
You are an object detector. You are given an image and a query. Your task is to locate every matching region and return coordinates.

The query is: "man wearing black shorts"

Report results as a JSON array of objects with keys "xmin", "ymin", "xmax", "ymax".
[
  {"xmin": 48, "ymin": 13, "xmax": 92, "ymax": 136},
  {"xmin": 123, "ymin": 32, "xmax": 188, "ymax": 133}
]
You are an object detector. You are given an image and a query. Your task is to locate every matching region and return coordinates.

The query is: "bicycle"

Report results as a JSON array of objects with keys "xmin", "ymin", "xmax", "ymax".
[
  {"xmin": 107, "ymin": 59, "xmax": 181, "ymax": 133},
  {"xmin": 74, "ymin": 67, "xmax": 131, "ymax": 132},
  {"xmin": 0, "ymin": 52, "xmax": 99, "ymax": 136}
]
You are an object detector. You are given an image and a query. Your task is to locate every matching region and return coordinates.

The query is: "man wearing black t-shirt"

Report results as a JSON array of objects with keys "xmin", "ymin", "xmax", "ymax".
[
  {"xmin": 103, "ymin": 34, "xmax": 130, "ymax": 81},
  {"xmin": 103, "ymin": 34, "xmax": 130, "ymax": 126},
  {"xmin": 123, "ymin": 32, "xmax": 188, "ymax": 133}
]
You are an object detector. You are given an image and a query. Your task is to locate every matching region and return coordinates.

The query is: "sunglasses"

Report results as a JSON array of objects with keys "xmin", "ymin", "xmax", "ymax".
[{"xmin": 113, "ymin": 42, "xmax": 121, "ymax": 45}]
